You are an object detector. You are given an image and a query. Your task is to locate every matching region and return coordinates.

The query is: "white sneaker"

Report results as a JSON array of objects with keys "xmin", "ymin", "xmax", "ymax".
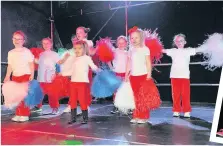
[
  {"xmin": 184, "ymin": 112, "xmax": 191, "ymax": 118},
  {"xmin": 19, "ymin": 116, "xmax": 29, "ymax": 122},
  {"xmin": 137, "ymin": 119, "xmax": 147, "ymax": 124},
  {"xmin": 130, "ymin": 119, "xmax": 138, "ymax": 124},
  {"xmin": 173, "ymin": 112, "xmax": 180, "ymax": 117},
  {"xmin": 52, "ymin": 109, "xmax": 59, "ymax": 115},
  {"xmin": 11, "ymin": 116, "xmax": 20, "ymax": 122},
  {"xmin": 63, "ymin": 106, "xmax": 71, "ymax": 113}
]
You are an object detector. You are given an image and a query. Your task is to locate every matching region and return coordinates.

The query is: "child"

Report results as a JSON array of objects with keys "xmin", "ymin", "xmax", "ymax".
[
  {"xmin": 125, "ymin": 28, "xmax": 154, "ymax": 124},
  {"xmin": 107, "ymin": 36, "xmax": 129, "ymax": 114},
  {"xmin": 63, "ymin": 27, "xmax": 96, "ymax": 113},
  {"xmin": 4, "ymin": 30, "xmax": 34, "ymax": 122},
  {"xmin": 163, "ymin": 34, "xmax": 200, "ymax": 118},
  {"xmin": 36, "ymin": 37, "xmax": 69, "ymax": 114},
  {"xmin": 69, "ymin": 40, "xmax": 100, "ymax": 124}
]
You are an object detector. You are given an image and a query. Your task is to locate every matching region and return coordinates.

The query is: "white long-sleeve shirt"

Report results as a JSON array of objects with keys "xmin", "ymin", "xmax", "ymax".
[
  {"xmin": 165, "ymin": 48, "xmax": 196, "ymax": 79},
  {"xmin": 71, "ymin": 55, "xmax": 98, "ymax": 83}
]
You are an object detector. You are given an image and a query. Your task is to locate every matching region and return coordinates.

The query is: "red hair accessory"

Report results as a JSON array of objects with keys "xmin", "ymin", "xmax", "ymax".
[{"xmin": 128, "ymin": 26, "xmax": 138, "ymax": 34}]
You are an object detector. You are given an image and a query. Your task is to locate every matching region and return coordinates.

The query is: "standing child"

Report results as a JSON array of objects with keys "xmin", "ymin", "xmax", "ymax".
[
  {"xmin": 4, "ymin": 30, "xmax": 34, "ymax": 122},
  {"xmin": 125, "ymin": 28, "xmax": 158, "ymax": 124},
  {"xmin": 163, "ymin": 34, "xmax": 200, "ymax": 118},
  {"xmin": 107, "ymin": 36, "xmax": 129, "ymax": 114},
  {"xmin": 36, "ymin": 37, "xmax": 69, "ymax": 114},
  {"xmin": 63, "ymin": 27, "xmax": 96, "ymax": 113},
  {"xmin": 68, "ymin": 40, "xmax": 100, "ymax": 124}
]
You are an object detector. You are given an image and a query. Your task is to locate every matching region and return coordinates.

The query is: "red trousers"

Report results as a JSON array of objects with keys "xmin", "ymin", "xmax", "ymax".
[
  {"xmin": 69, "ymin": 82, "xmax": 90, "ymax": 110},
  {"xmin": 113, "ymin": 72, "xmax": 125, "ymax": 100},
  {"xmin": 68, "ymin": 70, "xmax": 92, "ymax": 106},
  {"xmin": 12, "ymin": 75, "xmax": 31, "ymax": 116},
  {"xmin": 171, "ymin": 78, "xmax": 191, "ymax": 113},
  {"xmin": 37, "ymin": 83, "xmax": 59, "ymax": 109},
  {"xmin": 130, "ymin": 74, "xmax": 150, "ymax": 119}
]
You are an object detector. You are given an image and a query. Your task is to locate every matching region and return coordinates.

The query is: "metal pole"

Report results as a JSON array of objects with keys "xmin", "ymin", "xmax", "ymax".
[
  {"xmin": 50, "ymin": 1, "xmax": 54, "ymax": 45},
  {"xmin": 125, "ymin": 1, "xmax": 128, "ymax": 37}
]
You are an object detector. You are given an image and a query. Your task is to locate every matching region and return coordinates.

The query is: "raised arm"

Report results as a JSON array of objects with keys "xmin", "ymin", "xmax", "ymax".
[{"xmin": 57, "ymin": 52, "xmax": 70, "ymax": 65}]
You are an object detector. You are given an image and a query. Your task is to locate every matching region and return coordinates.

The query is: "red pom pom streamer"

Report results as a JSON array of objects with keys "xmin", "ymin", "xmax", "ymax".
[
  {"xmin": 30, "ymin": 48, "xmax": 44, "ymax": 70},
  {"xmin": 136, "ymin": 79, "xmax": 161, "ymax": 112},
  {"xmin": 49, "ymin": 75, "xmax": 70, "ymax": 100},
  {"xmin": 96, "ymin": 38, "xmax": 114, "ymax": 62},
  {"xmin": 144, "ymin": 30, "xmax": 164, "ymax": 64}
]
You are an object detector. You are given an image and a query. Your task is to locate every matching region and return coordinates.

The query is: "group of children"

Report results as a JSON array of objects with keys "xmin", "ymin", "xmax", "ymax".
[{"xmin": 4, "ymin": 26, "xmax": 200, "ymax": 124}]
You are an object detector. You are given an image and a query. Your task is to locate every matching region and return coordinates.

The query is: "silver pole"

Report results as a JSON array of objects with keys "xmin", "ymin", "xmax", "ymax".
[
  {"xmin": 125, "ymin": 1, "xmax": 128, "ymax": 37},
  {"xmin": 50, "ymin": 1, "xmax": 54, "ymax": 45}
]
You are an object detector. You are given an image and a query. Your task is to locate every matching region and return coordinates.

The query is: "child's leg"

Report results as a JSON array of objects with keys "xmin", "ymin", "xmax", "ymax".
[
  {"xmin": 68, "ymin": 82, "xmax": 78, "ymax": 124},
  {"xmin": 77, "ymin": 83, "xmax": 89, "ymax": 124},
  {"xmin": 130, "ymin": 75, "xmax": 150, "ymax": 120},
  {"xmin": 181, "ymin": 79, "xmax": 191, "ymax": 113},
  {"xmin": 12, "ymin": 75, "xmax": 31, "ymax": 122},
  {"xmin": 171, "ymin": 78, "xmax": 182, "ymax": 113}
]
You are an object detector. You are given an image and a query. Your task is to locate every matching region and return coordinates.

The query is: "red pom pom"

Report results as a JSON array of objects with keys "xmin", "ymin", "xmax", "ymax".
[
  {"xmin": 144, "ymin": 30, "xmax": 164, "ymax": 64},
  {"xmin": 96, "ymin": 38, "xmax": 114, "ymax": 62},
  {"xmin": 30, "ymin": 48, "xmax": 44, "ymax": 70},
  {"xmin": 136, "ymin": 79, "xmax": 161, "ymax": 112},
  {"xmin": 145, "ymin": 38, "xmax": 164, "ymax": 64},
  {"xmin": 49, "ymin": 75, "xmax": 70, "ymax": 100}
]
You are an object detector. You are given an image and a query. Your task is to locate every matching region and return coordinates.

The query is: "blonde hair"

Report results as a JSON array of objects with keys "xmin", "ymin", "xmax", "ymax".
[
  {"xmin": 172, "ymin": 33, "xmax": 186, "ymax": 47},
  {"xmin": 129, "ymin": 28, "xmax": 145, "ymax": 48},
  {"xmin": 74, "ymin": 40, "xmax": 89, "ymax": 55}
]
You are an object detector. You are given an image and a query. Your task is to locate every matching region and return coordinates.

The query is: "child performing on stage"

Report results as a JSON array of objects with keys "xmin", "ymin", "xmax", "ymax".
[
  {"xmin": 35, "ymin": 37, "xmax": 70, "ymax": 114},
  {"xmin": 125, "ymin": 27, "xmax": 161, "ymax": 124},
  {"xmin": 163, "ymin": 34, "xmax": 202, "ymax": 118},
  {"xmin": 4, "ymin": 30, "xmax": 34, "ymax": 122},
  {"xmin": 107, "ymin": 36, "xmax": 129, "ymax": 114},
  {"xmin": 68, "ymin": 40, "xmax": 100, "ymax": 124},
  {"xmin": 63, "ymin": 26, "xmax": 96, "ymax": 113}
]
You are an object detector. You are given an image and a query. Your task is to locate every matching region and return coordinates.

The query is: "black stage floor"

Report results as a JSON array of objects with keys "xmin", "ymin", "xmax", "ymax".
[{"xmin": 1, "ymin": 102, "xmax": 221, "ymax": 145}]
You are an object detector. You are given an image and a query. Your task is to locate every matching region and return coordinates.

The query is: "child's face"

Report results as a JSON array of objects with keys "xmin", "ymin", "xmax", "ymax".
[
  {"xmin": 76, "ymin": 28, "xmax": 87, "ymax": 40},
  {"xmin": 130, "ymin": 32, "xmax": 141, "ymax": 47},
  {"xmin": 12, "ymin": 34, "xmax": 25, "ymax": 48},
  {"xmin": 117, "ymin": 38, "xmax": 127, "ymax": 49},
  {"xmin": 174, "ymin": 36, "xmax": 186, "ymax": 48},
  {"xmin": 75, "ymin": 44, "xmax": 85, "ymax": 57},
  {"xmin": 42, "ymin": 39, "xmax": 52, "ymax": 50}
]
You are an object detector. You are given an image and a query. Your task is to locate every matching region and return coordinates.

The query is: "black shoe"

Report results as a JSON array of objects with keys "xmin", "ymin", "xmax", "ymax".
[
  {"xmin": 128, "ymin": 110, "xmax": 133, "ymax": 115},
  {"xmin": 81, "ymin": 110, "xmax": 88, "ymax": 124},
  {"xmin": 31, "ymin": 106, "xmax": 42, "ymax": 113},
  {"xmin": 111, "ymin": 107, "xmax": 119, "ymax": 114},
  {"xmin": 68, "ymin": 108, "xmax": 77, "ymax": 124}
]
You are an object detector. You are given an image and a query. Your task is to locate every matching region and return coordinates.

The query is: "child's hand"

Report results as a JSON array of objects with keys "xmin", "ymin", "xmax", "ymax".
[
  {"xmin": 29, "ymin": 74, "xmax": 34, "ymax": 81},
  {"xmin": 146, "ymin": 74, "xmax": 151, "ymax": 80},
  {"xmin": 4, "ymin": 76, "xmax": 10, "ymax": 83},
  {"xmin": 64, "ymin": 53, "xmax": 70, "ymax": 58},
  {"xmin": 124, "ymin": 75, "xmax": 129, "ymax": 82}
]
